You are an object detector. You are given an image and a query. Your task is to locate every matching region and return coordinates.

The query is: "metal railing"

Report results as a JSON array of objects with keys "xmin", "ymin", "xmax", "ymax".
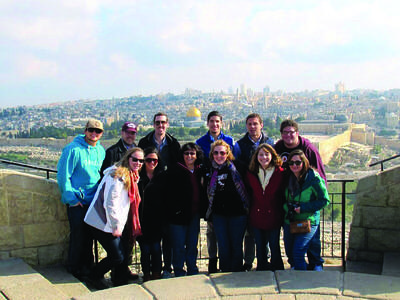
[
  {"xmin": 0, "ymin": 159, "xmax": 57, "ymax": 179},
  {"xmin": 1, "ymin": 159, "xmax": 356, "ymax": 271},
  {"xmin": 369, "ymin": 153, "xmax": 400, "ymax": 171}
]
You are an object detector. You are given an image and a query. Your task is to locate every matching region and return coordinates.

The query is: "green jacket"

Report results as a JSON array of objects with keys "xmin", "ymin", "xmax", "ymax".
[{"xmin": 283, "ymin": 169, "xmax": 330, "ymax": 225}]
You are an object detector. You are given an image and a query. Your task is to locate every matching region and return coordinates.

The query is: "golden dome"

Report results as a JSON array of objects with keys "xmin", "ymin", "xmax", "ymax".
[{"xmin": 186, "ymin": 107, "xmax": 201, "ymax": 118}]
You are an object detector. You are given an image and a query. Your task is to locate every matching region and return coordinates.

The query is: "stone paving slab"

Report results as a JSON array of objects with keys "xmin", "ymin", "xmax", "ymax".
[
  {"xmin": 74, "ymin": 284, "xmax": 153, "ymax": 300},
  {"xmin": 210, "ymin": 271, "xmax": 277, "ymax": 296},
  {"xmin": 34, "ymin": 265, "xmax": 90, "ymax": 298},
  {"xmin": 296, "ymin": 294, "xmax": 337, "ymax": 300},
  {"xmin": 343, "ymin": 272, "xmax": 400, "ymax": 299},
  {"xmin": 143, "ymin": 274, "xmax": 218, "ymax": 299},
  {"xmin": 0, "ymin": 258, "xmax": 68, "ymax": 300},
  {"xmin": 382, "ymin": 252, "xmax": 400, "ymax": 277},
  {"xmin": 275, "ymin": 270, "xmax": 341, "ymax": 296}
]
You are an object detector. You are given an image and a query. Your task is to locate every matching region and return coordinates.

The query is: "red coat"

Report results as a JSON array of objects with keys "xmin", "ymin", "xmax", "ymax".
[{"xmin": 246, "ymin": 167, "xmax": 285, "ymax": 231}]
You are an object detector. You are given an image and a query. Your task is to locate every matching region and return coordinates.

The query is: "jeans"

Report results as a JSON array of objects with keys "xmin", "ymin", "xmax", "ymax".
[
  {"xmin": 89, "ymin": 226, "xmax": 125, "ymax": 279},
  {"xmin": 213, "ymin": 214, "xmax": 247, "ymax": 272},
  {"xmin": 251, "ymin": 226, "xmax": 283, "ymax": 271},
  {"xmin": 139, "ymin": 241, "xmax": 162, "ymax": 275},
  {"xmin": 170, "ymin": 215, "xmax": 200, "ymax": 277},
  {"xmin": 306, "ymin": 224, "xmax": 324, "ymax": 267},
  {"xmin": 243, "ymin": 226, "xmax": 256, "ymax": 266},
  {"xmin": 206, "ymin": 221, "xmax": 218, "ymax": 259},
  {"xmin": 67, "ymin": 205, "xmax": 94, "ymax": 275},
  {"xmin": 283, "ymin": 223, "xmax": 321, "ymax": 270},
  {"xmin": 161, "ymin": 223, "xmax": 172, "ymax": 272}
]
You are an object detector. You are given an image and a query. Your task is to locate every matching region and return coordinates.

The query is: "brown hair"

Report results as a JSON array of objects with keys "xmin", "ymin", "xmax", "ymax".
[
  {"xmin": 287, "ymin": 149, "xmax": 310, "ymax": 180},
  {"xmin": 280, "ymin": 119, "xmax": 298, "ymax": 133},
  {"xmin": 153, "ymin": 112, "xmax": 169, "ymax": 124},
  {"xmin": 249, "ymin": 144, "xmax": 282, "ymax": 173},
  {"xmin": 246, "ymin": 113, "xmax": 263, "ymax": 124},
  {"xmin": 209, "ymin": 140, "xmax": 234, "ymax": 163}
]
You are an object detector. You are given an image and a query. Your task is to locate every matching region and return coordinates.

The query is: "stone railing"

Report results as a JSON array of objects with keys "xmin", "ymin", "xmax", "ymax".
[
  {"xmin": 347, "ymin": 165, "xmax": 400, "ymax": 264},
  {"xmin": 0, "ymin": 169, "xmax": 68, "ymax": 266}
]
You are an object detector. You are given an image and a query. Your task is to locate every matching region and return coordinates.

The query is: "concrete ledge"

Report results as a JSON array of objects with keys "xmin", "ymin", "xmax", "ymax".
[
  {"xmin": 343, "ymin": 272, "xmax": 400, "ymax": 299},
  {"xmin": 142, "ymin": 274, "xmax": 218, "ymax": 299},
  {"xmin": 75, "ymin": 284, "xmax": 153, "ymax": 300},
  {"xmin": 210, "ymin": 271, "xmax": 277, "ymax": 296},
  {"xmin": 275, "ymin": 270, "xmax": 341, "ymax": 295},
  {"xmin": 0, "ymin": 258, "xmax": 68, "ymax": 300}
]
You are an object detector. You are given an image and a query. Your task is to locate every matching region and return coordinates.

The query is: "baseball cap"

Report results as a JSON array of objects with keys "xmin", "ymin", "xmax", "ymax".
[{"xmin": 122, "ymin": 121, "xmax": 137, "ymax": 133}]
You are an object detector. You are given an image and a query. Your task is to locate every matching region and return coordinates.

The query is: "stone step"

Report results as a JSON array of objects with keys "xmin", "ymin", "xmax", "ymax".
[
  {"xmin": 382, "ymin": 252, "xmax": 400, "ymax": 277},
  {"xmin": 0, "ymin": 258, "xmax": 70, "ymax": 300},
  {"xmin": 34, "ymin": 265, "xmax": 91, "ymax": 298}
]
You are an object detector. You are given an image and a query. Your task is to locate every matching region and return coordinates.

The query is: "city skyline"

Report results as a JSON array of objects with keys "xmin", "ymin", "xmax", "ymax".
[{"xmin": 1, "ymin": 0, "xmax": 400, "ymax": 108}]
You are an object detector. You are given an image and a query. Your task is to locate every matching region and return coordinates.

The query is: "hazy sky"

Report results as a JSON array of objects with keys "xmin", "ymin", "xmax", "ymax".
[{"xmin": 1, "ymin": 0, "xmax": 399, "ymax": 108}]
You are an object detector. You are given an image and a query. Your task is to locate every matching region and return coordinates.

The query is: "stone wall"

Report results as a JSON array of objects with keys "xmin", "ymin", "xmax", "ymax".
[
  {"xmin": 0, "ymin": 169, "xmax": 69, "ymax": 266},
  {"xmin": 347, "ymin": 165, "xmax": 400, "ymax": 264},
  {"xmin": 318, "ymin": 130, "xmax": 352, "ymax": 164}
]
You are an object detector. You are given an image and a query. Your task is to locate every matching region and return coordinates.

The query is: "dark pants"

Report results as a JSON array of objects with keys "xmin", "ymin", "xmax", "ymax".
[
  {"xmin": 251, "ymin": 226, "xmax": 284, "ymax": 271},
  {"xmin": 161, "ymin": 223, "xmax": 172, "ymax": 272},
  {"xmin": 139, "ymin": 241, "xmax": 162, "ymax": 275},
  {"xmin": 89, "ymin": 226, "xmax": 125, "ymax": 280},
  {"xmin": 170, "ymin": 215, "xmax": 200, "ymax": 277},
  {"xmin": 66, "ymin": 205, "xmax": 94, "ymax": 276},
  {"xmin": 213, "ymin": 214, "xmax": 247, "ymax": 272}
]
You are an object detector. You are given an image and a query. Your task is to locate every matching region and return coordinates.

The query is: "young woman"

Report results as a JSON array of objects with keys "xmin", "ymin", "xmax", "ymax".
[
  {"xmin": 283, "ymin": 149, "xmax": 330, "ymax": 271},
  {"xmin": 167, "ymin": 143, "xmax": 206, "ymax": 277},
  {"xmin": 206, "ymin": 140, "xmax": 249, "ymax": 272},
  {"xmin": 246, "ymin": 144, "xmax": 285, "ymax": 271},
  {"xmin": 137, "ymin": 147, "xmax": 164, "ymax": 282},
  {"xmin": 84, "ymin": 147, "xmax": 144, "ymax": 288}
]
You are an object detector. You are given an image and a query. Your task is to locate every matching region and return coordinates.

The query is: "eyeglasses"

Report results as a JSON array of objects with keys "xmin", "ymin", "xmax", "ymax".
[
  {"xmin": 155, "ymin": 120, "xmax": 167, "ymax": 126},
  {"xmin": 87, "ymin": 128, "xmax": 103, "ymax": 134},
  {"xmin": 282, "ymin": 130, "xmax": 297, "ymax": 136},
  {"xmin": 145, "ymin": 158, "xmax": 158, "ymax": 164},
  {"xmin": 130, "ymin": 157, "xmax": 144, "ymax": 163},
  {"xmin": 184, "ymin": 151, "xmax": 196, "ymax": 156},
  {"xmin": 213, "ymin": 151, "xmax": 227, "ymax": 156},
  {"xmin": 288, "ymin": 160, "xmax": 302, "ymax": 166}
]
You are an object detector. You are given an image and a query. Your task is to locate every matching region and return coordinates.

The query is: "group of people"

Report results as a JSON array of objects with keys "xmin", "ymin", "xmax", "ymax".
[{"xmin": 57, "ymin": 111, "xmax": 330, "ymax": 289}]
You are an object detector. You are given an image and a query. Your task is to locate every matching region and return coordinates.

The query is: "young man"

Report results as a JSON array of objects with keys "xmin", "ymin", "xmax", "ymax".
[
  {"xmin": 274, "ymin": 119, "xmax": 326, "ymax": 271},
  {"xmin": 57, "ymin": 119, "xmax": 105, "ymax": 280},
  {"xmin": 100, "ymin": 121, "xmax": 139, "ymax": 283},
  {"xmin": 138, "ymin": 112, "xmax": 180, "ymax": 278},
  {"xmin": 237, "ymin": 113, "xmax": 274, "ymax": 271},
  {"xmin": 196, "ymin": 111, "xmax": 239, "ymax": 273},
  {"xmin": 138, "ymin": 112, "xmax": 180, "ymax": 171}
]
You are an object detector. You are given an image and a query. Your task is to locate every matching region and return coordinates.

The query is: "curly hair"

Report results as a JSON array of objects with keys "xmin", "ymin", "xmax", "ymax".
[{"xmin": 209, "ymin": 140, "xmax": 234, "ymax": 163}]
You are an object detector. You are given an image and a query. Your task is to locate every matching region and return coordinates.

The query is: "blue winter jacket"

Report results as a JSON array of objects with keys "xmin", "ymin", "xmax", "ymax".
[
  {"xmin": 57, "ymin": 134, "xmax": 105, "ymax": 206},
  {"xmin": 196, "ymin": 131, "xmax": 239, "ymax": 165}
]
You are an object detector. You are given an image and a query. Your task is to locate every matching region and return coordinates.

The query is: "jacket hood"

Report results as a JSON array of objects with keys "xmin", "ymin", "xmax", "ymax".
[{"xmin": 73, "ymin": 134, "xmax": 102, "ymax": 148}]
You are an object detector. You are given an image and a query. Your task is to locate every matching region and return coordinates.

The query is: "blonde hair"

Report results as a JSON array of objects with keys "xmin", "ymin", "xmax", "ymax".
[
  {"xmin": 112, "ymin": 147, "xmax": 144, "ymax": 190},
  {"xmin": 209, "ymin": 140, "xmax": 235, "ymax": 162}
]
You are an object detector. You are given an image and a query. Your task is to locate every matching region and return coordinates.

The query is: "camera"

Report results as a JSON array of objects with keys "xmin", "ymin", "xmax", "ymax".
[{"xmin": 287, "ymin": 202, "xmax": 299, "ymax": 221}]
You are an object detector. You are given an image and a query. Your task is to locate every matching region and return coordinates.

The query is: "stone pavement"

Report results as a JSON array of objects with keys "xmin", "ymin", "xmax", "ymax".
[{"xmin": 2, "ymin": 258, "xmax": 400, "ymax": 300}]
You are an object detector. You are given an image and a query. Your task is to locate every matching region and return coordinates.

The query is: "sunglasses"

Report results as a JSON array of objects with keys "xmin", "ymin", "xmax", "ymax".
[
  {"xmin": 288, "ymin": 160, "xmax": 302, "ymax": 166},
  {"xmin": 145, "ymin": 158, "xmax": 158, "ymax": 163},
  {"xmin": 213, "ymin": 151, "xmax": 227, "ymax": 156},
  {"xmin": 155, "ymin": 120, "xmax": 167, "ymax": 126},
  {"xmin": 87, "ymin": 128, "xmax": 103, "ymax": 134},
  {"xmin": 130, "ymin": 157, "xmax": 144, "ymax": 163},
  {"xmin": 184, "ymin": 151, "xmax": 196, "ymax": 156}
]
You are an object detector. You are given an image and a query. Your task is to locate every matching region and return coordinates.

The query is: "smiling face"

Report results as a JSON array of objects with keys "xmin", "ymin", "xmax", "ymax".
[
  {"xmin": 207, "ymin": 116, "xmax": 222, "ymax": 137},
  {"xmin": 128, "ymin": 150, "xmax": 144, "ymax": 172},
  {"xmin": 281, "ymin": 126, "xmax": 300, "ymax": 148},
  {"xmin": 212, "ymin": 145, "xmax": 228, "ymax": 165},
  {"xmin": 288, "ymin": 154, "xmax": 303, "ymax": 177},
  {"xmin": 84, "ymin": 128, "xmax": 103, "ymax": 146},
  {"xmin": 144, "ymin": 152, "xmax": 158, "ymax": 172},
  {"xmin": 257, "ymin": 148, "xmax": 272, "ymax": 170},
  {"xmin": 246, "ymin": 117, "xmax": 263, "ymax": 141},
  {"xmin": 154, "ymin": 115, "xmax": 169, "ymax": 137},
  {"xmin": 183, "ymin": 148, "xmax": 197, "ymax": 168}
]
